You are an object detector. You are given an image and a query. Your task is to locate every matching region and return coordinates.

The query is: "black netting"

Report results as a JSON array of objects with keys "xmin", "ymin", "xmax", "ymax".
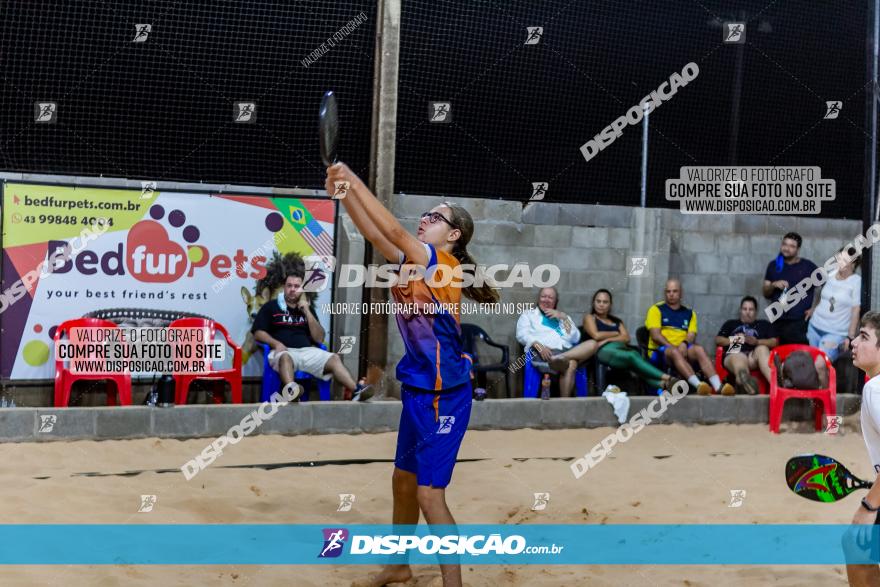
[
  {"xmin": 0, "ymin": 1, "xmax": 376, "ymax": 186},
  {"xmin": 395, "ymin": 0, "xmax": 868, "ymax": 219},
  {"xmin": 0, "ymin": 1, "xmax": 871, "ymax": 218}
]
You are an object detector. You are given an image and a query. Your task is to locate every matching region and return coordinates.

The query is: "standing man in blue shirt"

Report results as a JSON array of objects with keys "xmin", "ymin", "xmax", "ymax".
[{"xmin": 762, "ymin": 232, "xmax": 818, "ymax": 345}]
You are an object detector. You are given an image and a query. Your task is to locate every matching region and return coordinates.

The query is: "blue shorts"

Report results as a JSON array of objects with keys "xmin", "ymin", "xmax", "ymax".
[
  {"xmin": 650, "ymin": 344, "xmax": 694, "ymax": 368},
  {"xmin": 649, "ymin": 346, "xmax": 668, "ymax": 369},
  {"xmin": 394, "ymin": 380, "xmax": 472, "ymax": 488}
]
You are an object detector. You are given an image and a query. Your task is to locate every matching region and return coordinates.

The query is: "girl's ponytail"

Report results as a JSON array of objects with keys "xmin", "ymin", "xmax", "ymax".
[{"xmin": 444, "ymin": 201, "xmax": 500, "ymax": 304}]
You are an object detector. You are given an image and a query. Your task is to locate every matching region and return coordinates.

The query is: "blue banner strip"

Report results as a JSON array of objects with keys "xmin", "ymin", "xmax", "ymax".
[{"xmin": 0, "ymin": 524, "xmax": 878, "ymax": 564}]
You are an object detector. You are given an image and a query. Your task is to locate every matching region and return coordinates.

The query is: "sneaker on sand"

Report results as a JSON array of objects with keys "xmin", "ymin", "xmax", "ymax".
[
  {"xmin": 735, "ymin": 371, "xmax": 760, "ymax": 395},
  {"xmin": 352, "ymin": 383, "xmax": 373, "ymax": 402},
  {"xmin": 696, "ymin": 382, "xmax": 713, "ymax": 396},
  {"xmin": 282, "ymin": 381, "xmax": 302, "ymax": 401},
  {"xmin": 720, "ymin": 382, "xmax": 736, "ymax": 396}
]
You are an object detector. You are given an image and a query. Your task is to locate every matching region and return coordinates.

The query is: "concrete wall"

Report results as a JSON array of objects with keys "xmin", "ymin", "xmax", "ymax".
[
  {"xmin": 4, "ymin": 199, "xmax": 860, "ymax": 404},
  {"xmin": 0, "ymin": 395, "xmax": 861, "ymax": 443},
  {"xmin": 331, "ymin": 214, "xmax": 366, "ymax": 394},
  {"xmin": 372, "ymin": 196, "xmax": 861, "ymax": 398}
]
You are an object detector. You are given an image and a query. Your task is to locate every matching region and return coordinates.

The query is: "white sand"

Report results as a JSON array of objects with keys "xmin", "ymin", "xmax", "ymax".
[{"xmin": 0, "ymin": 418, "xmax": 868, "ymax": 586}]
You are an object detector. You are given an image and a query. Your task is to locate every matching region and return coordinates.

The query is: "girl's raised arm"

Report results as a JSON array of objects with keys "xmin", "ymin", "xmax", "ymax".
[
  {"xmin": 326, "ymin": 163, "xmax": 428, "ymax": 267},
  {"xmin": 325, "ymin": 169, "xmax": 399, "ymax": 262}
]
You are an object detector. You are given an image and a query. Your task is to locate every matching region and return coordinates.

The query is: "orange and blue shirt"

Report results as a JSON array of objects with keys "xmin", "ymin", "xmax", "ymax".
[{"xmin": 391, "ymin": 243, "xmax": 471, "ymax": 391}]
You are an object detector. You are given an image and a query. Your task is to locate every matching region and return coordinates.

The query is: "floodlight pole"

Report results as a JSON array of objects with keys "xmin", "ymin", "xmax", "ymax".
[
  {"xmin": 361, "ymin": 0, "xmax": 401, "ymax": 395},
  {"xmin": 640, "ymin": 103, "xmax": 649, "ymax": 208}
]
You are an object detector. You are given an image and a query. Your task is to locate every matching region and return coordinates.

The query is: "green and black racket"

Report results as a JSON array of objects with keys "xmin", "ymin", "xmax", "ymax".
[{"xmin": 786, "ymin": 454, "xmax": 873, "ymax": 503}]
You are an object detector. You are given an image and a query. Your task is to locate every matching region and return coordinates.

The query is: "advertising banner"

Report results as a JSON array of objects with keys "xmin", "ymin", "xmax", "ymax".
[{"xmin": 1, "ymin": 182, "xmax": 335, "ymax": 379}]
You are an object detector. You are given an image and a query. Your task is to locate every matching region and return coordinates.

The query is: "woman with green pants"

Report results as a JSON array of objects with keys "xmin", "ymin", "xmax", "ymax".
[{"xmin": 583, "ymin": 289, "xmax": 679, "ymax": 393}]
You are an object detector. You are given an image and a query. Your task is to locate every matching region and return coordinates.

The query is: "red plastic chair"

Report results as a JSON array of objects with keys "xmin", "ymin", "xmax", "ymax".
[
  {"xmin": 768, "ymin": 344, "xmax": 836, "ymax": 434},
  {"xmin": 714, "ymin": 347, "xmax": 769, "ymax": 394},
  {"xmin": 169, "ymin": 318, "xmax": 242, "ymax": 404},
  {"xmin": 54, "ymin": 318, "xmax": 132, "ymax": 407}
]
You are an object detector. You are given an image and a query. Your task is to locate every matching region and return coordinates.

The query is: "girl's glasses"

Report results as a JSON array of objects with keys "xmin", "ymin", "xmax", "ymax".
[{"xmin": 420, "ymin": 211, "xmax": 458, "ymax": 229}]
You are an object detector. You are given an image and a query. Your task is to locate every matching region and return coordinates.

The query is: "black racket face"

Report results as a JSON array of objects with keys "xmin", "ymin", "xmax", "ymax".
[
  {"xmin": 319, "ymin": 91, "xmax": 338, "ymax": 167},
  {"xmin": 785, "ymin": 454, "xmax": 867, "ymax": 503}
]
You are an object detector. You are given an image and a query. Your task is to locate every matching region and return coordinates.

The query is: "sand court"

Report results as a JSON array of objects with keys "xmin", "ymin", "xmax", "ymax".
[{"xmin": 0, "ymin": 422, "xmax": 866, "ymax": 586}]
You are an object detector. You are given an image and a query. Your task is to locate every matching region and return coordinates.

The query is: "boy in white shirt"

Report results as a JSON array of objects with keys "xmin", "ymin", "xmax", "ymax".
[{"xmin": 847, "ymin": 311, "xmax": 880, "ymax": 586}]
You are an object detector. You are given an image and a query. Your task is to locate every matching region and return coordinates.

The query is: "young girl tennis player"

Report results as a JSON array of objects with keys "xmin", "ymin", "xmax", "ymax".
[{"xmin": 326, "ymin": 163, "xmax": 498, "ymax": 587}]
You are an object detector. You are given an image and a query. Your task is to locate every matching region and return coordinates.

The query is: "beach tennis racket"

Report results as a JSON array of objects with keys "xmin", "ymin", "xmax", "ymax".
[
  {"xmin": 785, "ymin": 454, "xmax": 873, "ymax": 503},
  {"xmin": 319, "ymin": 90, "xmax": 338, "ymax": 167}
]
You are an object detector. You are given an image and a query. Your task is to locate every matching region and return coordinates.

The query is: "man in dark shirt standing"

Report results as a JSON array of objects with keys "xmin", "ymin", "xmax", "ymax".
[
  {"xmin": 762, "ymin": 232, "xmax": 817, "ymax": 345},
  {"xmin": 252, "ymin": 271, "xmax": 371, "ymax": 401},
  {"xmin": 716, "ymin": 296, "xmax": 778, "ymax": 394}
]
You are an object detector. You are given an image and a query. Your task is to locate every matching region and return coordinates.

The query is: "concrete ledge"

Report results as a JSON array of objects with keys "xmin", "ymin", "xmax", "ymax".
[
  {"xmin": 35, "ymin": 408, "xmax": 95, "ymax": 440},
  {"xmin": 152, "ymin": 406, "xmax": 208, "ymax": 438},
  {"xmin": 311, "ymin": 402, "xmax": 361, "ymax": 434},
  {"xmin": 539, "ymin": 398, "xmax": 591, "ymax": 428},
  {"xmin": 95, "ymin": 407, "xmax": 151, "ymax": 439},
  {"xmin": 260, "ymin": 402, "xmax": 313, "ymax": 435},
  {"xmin": 0, "ymin": 395, "xmax": 862, "ymax": 442},
  {"xmin": 0, "ymin": 410, "xmax": 37, "ymax": 441},
  {"xmin": 701, "ymin": 396, "xmax": 738, "ymax": 424},
  {"xmin": 359, "ymin": 402, "xmax": 402, "ymax": 432},
  {"xmin": 470, "ymin": 400, "xmax": 540, "ymax": 430}
]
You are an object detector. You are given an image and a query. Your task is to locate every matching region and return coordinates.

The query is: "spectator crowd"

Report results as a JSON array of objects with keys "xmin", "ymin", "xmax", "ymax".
[
  {"xmin": 514, "ymin": 231, "xmax": 862, "ymax": 398},
  {"xmin": 249, "ymin": 230, "xmax": 862, "ymax": 401}
]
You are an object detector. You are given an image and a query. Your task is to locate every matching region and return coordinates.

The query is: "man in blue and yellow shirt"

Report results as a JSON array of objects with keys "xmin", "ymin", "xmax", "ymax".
[{"xmin": 646, "ymin": 278, "xmax": 733, "ymax": 396}]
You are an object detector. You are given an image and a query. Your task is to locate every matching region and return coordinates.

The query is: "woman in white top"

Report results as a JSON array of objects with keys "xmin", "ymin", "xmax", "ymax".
[
  {"xmin": 515, "ymin": 287, "xmax": 597, "ymax": 396},
  {"xmin": 806, "ymin": 246, "xmax": 861, "ymax": 363}
]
